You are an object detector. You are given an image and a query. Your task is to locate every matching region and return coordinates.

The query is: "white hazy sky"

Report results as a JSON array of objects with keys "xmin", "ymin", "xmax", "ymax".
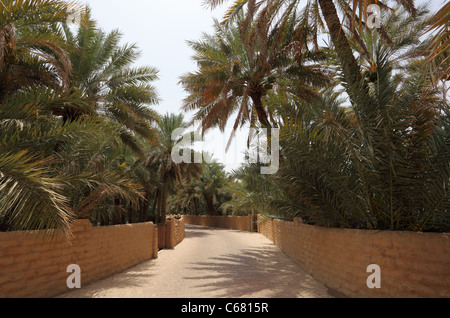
[{"xmin": 82, "ymin": 0, "xmax": 445, "ymax": 172}]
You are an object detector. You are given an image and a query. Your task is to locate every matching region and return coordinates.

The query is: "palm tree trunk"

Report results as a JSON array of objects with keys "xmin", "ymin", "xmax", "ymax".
[
  {"xmin": 128, "ymin": 204, "xmax": 135, "ymax": 223},
  {"xmin": 155, "ymin": 193, "xmax": 162, "ymax": 224},
  {"xmin": 0, "ymin": 211, "xmax": 12, "ymax": 231},
  {"xmin": 114, "ymin": 197, "xmax": 122, "ymax": 224},
  {"xmin": 249, "ymin": 92, "xmax": 272, "ymax": 129},
  {"xmin": 139, "ymin": 192, "xmax": 150, "ymax": 222},
  {"xmin": 317, "ymin": 0, "xmax": 362, "ymax": 91},
  {"xmin": 203, "ymin": 192, "xmax": 219, "ymax": 216},
  {"xmin": 194, "ymin": 198, "xmax": 199, "ymax": 215},
  {"xmin": 160, "ymin": 191, "xmax": 167, "ymax": 224}
]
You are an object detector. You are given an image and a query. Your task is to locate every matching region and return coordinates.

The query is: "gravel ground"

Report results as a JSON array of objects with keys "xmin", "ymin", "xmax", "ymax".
[{"xmin": 58, "ymin": 224, "xmax": 339, "ymax": 298}]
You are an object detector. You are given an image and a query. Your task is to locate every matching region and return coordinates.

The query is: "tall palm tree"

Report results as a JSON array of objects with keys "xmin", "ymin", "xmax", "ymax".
[
  {"xmin": 58, "ymin": 129, "xmax": 146, "ymax": 226},
  {"xmin": 0, "ymin": 0, "xmax": 80, "ymax": 236},
  {"xmin": 169, "ymin": 160, "xmax": 234, "ymax": 216},
  {"xmin": 194, "ymin": 161, "xmax": 229, "ymax": 216},
  {"xmin": 346, "ymin": 3, "xmax": 437, "ymax": 89},
  {"xmin": 204, "ymin": 0, "xmax": 419, "ymax": 99},
  {"xmin": 180, "ymin": 7, "xmax": 330, "ymax": 145},
  {"xmin": 0, "ymin": 1, "xmax": 158, "ymax": 236},
  {"xmin": 145, "ymin": 114, "xmax": 202, "ymax": 224},
  {"xmin": 0, "ymin": 81, "xmax": 150, "ymax": 236},
  {"xmin": 168, "ymin": 180, "xmax": 203, "ymax": 215},
  {"xmin": 62, "ymin": 9, "xmax": 161, "ymax": 157},
  {"xmin": 239, "ymin": 49, "xmax": 449, "ymax": 231},
  {"xmin": 223, "ymin": 160, "xmax": 287, "ymax": 217},
  {"xmin": 204, "ymin": 0, "xmax": 449, "ymax": 232},
  {"xmin": 0, "ymin": 86, "xmax": 127, "ymax": 235}
]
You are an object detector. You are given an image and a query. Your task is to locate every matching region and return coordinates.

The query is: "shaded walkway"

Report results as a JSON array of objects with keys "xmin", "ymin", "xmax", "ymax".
[{"xmin": 58, "ymin": 224, "xmax": 340, "ymax": 298}]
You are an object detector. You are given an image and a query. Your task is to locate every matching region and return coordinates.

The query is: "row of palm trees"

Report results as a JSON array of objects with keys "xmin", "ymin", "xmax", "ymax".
[
  {"xmin": 1, "ymin": 0, "xmax": 448, "ymax": 234},
  {"xmin": 181, "ymin": 0, "xmax": 449, "ymax": 232},
  {"xmin": 0, "ymin": 1, "xmax": 218, "ymax": 236},
  {"xmin": 168, "ymin": 160, "xmax": 234, "ymax": 216}
]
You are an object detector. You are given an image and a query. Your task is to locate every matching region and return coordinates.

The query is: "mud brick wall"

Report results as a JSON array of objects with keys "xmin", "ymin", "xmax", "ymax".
[
  {"xmin": 257, "ymin": 217, "xmax": 450, "ymax": 298},
  {"xmin": 165, "ymin": 217, "xmax": 185, "ymax": 249},
  {"xmin": 0, "ymin": 220, "xmax": 157, "ymax": 298},
  {"xmin": 182, "ymin": 215, "xmax": 254, "ymax": 232}
]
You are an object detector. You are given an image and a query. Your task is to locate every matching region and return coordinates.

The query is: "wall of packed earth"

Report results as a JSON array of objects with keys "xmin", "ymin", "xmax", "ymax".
[
  {"xmin": 182, "ymin": 214, "xmax": 256, "ymax": 232},
  {"xmin": 0, "ymin": 220, "xmax": 159, "ymax": 298},
  {"xmin": 258, "ymin": 216, "xmax": 450, "ymax": 298}
]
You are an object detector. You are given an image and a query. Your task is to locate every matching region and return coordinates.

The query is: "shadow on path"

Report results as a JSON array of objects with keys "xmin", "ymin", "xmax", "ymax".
[
  {"xmin": 57, "ymin": 259, "xmax": 158, "ymax": 298},
  {"xmin": 184, "ymin": 243, "xmax": 342, "ymax": 298},
  {"xmin": 184, "ymin": 224, "xmax": 214, "ymax": 239},
  {"xmin": 59, "ymin": 224, "xmax": 346, "ymax": 298}
]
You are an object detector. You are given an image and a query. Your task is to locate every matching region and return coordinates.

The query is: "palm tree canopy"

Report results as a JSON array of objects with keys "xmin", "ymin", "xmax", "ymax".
[
  {"xmin": 145, "ymin": 113, "xmax": 203, "ymax": 223},
  {"xmin": 62, "ymin": 9, "xmax": 161, "ymax": 156},
  {"xmin": 180, "ymin": 8, "xmax": 331, "ymax": 147},
  {"xmin": 0, "ymin": 0, "xmax": 78, "ymax": 100}
]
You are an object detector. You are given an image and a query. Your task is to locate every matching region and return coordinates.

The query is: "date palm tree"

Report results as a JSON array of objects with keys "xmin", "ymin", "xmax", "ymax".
[
  {"xmin": 169, "ymin": 160, "xmax": 233, "ymax": 216},
  {"xmin": 237, "ymin": 48, "xmax": 449, "ymax": 231},
  {"xmin": 222, "ymin": 160, "xmax": 288, "ymax": 217},
  {"xmin": 219, "ymin": 1, "xmax": 449, "ymax": 232},
  {"xmin": 204, "ymin": 0, "xmax": 420, "ymax": 99},
  {"xmin": 0, "ymin": 0, "xmax": 81, "ymax": 235},
  {"xmin": 62, "ymin": 9, "xmax": 161, "ymax": 157},
  {"xmin": 145, "ymin": 113, "xmax": 202, "ymax": 224},
  {"xmin": 0, "ymin": 0, "xmax": 77, "ymax": 101},
  {"xmin": 193, "ymin": 161, "xmax": 229, "ymax": 216},
  {"xmin": 0, "ymin": 1, "xmax": 158, "ymax": 236},
  {"xmin": 347, "ymin": 3, "xmax": 434, "ymax": 86},
  {"xmin": 0, "ymin": 86, "xmax": 141, "ymax": 235},
  {"xmin": 168, "ymin": 180, "xmax": 203, "ymax": 215},
  {"xmin": 180, "ymin": 6, "xmax": 330, "ymax": 146}
]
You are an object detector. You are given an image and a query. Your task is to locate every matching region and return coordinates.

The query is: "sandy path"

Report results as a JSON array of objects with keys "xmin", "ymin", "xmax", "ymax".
[{"xmin": 58, "ymin": 224, "xmax": 338, "ymax": 298}]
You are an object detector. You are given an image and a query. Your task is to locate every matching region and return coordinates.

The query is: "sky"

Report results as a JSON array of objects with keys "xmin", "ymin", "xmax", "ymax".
[{"xmin": 82, "ymin": 0, "xmax": 445, "ymax": 172}]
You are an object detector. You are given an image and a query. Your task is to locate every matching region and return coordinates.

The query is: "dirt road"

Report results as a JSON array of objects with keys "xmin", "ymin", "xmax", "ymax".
[{"xmin": 58, "ymin": 224, "xmax": 338, "ymax": 298}]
